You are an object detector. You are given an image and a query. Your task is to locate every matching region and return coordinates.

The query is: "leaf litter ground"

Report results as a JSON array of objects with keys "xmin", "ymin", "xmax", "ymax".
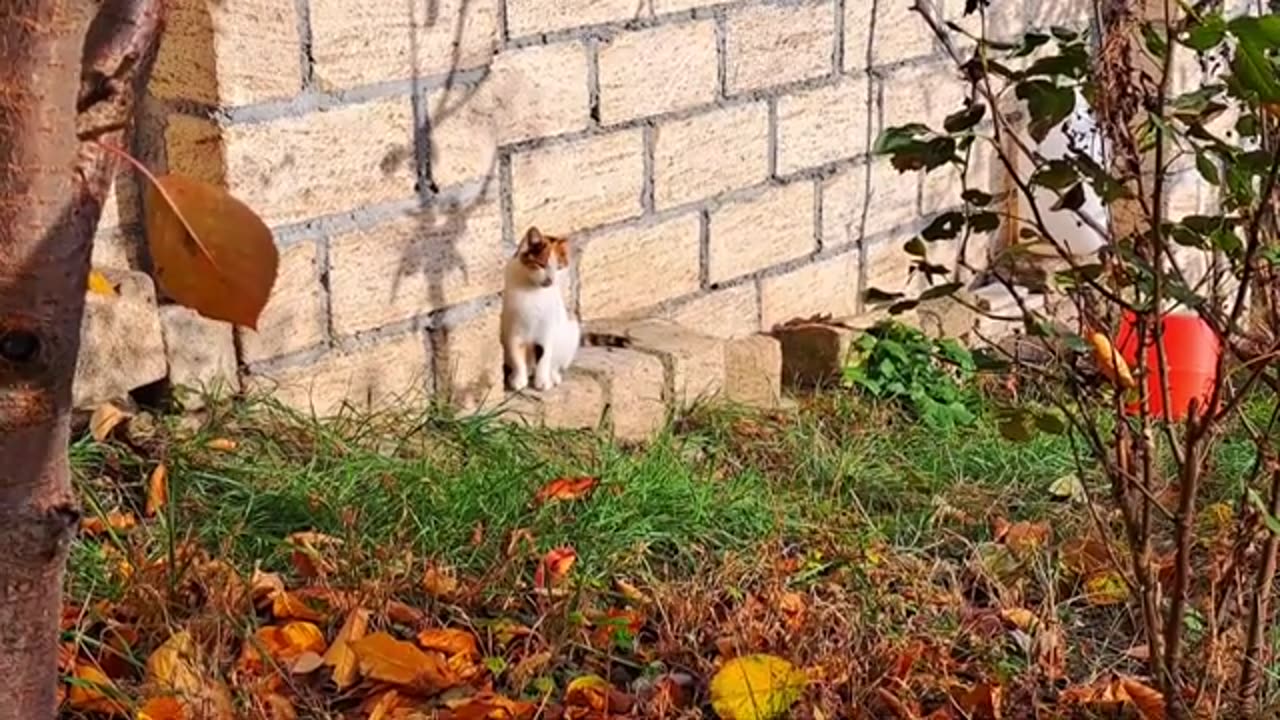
[{"xmin": 61, "ymin": 390, "xmax": 1271, "ymax": 719}]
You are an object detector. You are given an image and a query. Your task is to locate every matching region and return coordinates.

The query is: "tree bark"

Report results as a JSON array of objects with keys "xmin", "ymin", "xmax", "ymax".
[{"xmin": 0, "ymin": 0, "xmax": 163, "ymax": 717}]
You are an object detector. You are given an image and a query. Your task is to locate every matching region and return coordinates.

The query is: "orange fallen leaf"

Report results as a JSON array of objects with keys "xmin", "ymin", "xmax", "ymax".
[
  {"xmin": 89, "ymin": 401, "xmax": 132, "ymax": 442},
  {"xmin": 88, "ymin": 269, "xmax": 119, "ymax": 297},
  {"xmin": 565, "ymin": 674, "xmax": 613, "ymax": 712},
  {"xmin": 1119, "ymin": 677, "xmax": 1165, "ymax": 720},
  {"xmin": 417, "ymin": 628, "xmax": 479, "ymax": 659},
  {"xmin": 423, "ymin": 564, "xmax": 459, "ymax": 599},
  {"xmin": 589, "ymin": 608, "xmax": 644, "ymax": 648},
  {"xmin": 992, "ymin": 518, "xmax": 1050, "ymax": 553},
  {"xmin": 67, "ymin": 662, "xmax": 127, "ymax": 715},
  {"xmin": 239, "ymin": 622, "xmax": 325, "ymax": 674},
  {"xmin": 145, "ymin": 464, "xmax": 169, "ymax": 518},
  {"xmin": 365, "ymin": 689, "xmax": 410, "ymax": 720},
  {"xmin": 446, "ymin": 693, "xmax": 537, "ymax": 720},
  {"xmin": 137, "ymin": 696, "xmax": 187, "ymax": 720},
  {"xmin": 144, "ymin": 173, "xmax": 279, "ymax": 328},
  {"xmin": 206, "ymin": 437, "xmax": 237, "ymax": 452},
  {"xmin": 533, "ymin": 546, "xmax": 576, "ymax": 591},
  {"xmin": 1061, "ymin": 675, "xmax": 1163, "ymax": 719},
  {"xmin": 533, "ymin": 476, "xmax": 598, "ymax": 504},
  {"xmin": 258, "ymin": 692, "xmax": 297, "ymax": 720},
  {"xmin": 271, "ymin": 591, "xmax": 326, "ymax": 622},
  {"xmin": 951, "ymin": 681, "xmax": 1002, "ymax": 720},
  {"xmin": 80, "ymin": 509, "xmax": 138, "ymax": 537},
  {"xmin": 286, "ymin": 531, "xmax": 341, "ymax": 579},
  {"xmin": 349, "ymin": 631, "xmax": 458, "ymax": 693},
  {"xmin": 999, "ymin": 607, "xmax": 1037, "ymax": 631},
  {"xmin": 323, "ymin": 607, "xmax": 370, "ymax": 690},
  {"xmin": 144, "ymin": 631, "xmax": 235, "ymax": 720}
]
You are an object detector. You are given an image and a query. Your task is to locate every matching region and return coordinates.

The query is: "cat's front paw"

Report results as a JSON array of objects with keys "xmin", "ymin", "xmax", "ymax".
[
  {"xmin": 509, "ymin": 374, "xmax": 529, "ymax": 392},
  {"xmin": 532, "ymin": 375, "xmax": 553, "ymax": 391}
]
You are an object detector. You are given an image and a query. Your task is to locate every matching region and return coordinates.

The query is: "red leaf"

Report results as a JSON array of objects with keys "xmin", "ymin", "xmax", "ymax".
[{"xmin": 533, "ymin": 476, "xmax": 598, "ymax": 504}]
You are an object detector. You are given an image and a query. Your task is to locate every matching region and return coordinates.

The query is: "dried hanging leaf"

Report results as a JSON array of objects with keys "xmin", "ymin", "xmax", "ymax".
[
  {"xmin": 67, "ymin": 662, "xmax": 127, "ymax": 715},
  {"xmin": 90, "ymin": 401, "xmax": 132, "ymax": 443},
  {"xmin": 417, "ymin": 628, "xmax": 479, "ymax": 659},
  {"xmin": 143, "ymin": 173, "xmax": 278, "ymax": 328},
  {"xmin": 533, "ymin": 546, "xmax": 577, "ymax": 590},
  {"xmin": 709, "ymin": 654, "xmax": 807, "ymax": 720},
  {"xmin": 533, "ymin": 476, "xmax": 599, "ymax": 504},
  {"xmin": 80, "ymin": 509, "xmax": 138, "ymax": 537},
  {"xmin": 87, "ymin": 269, "xmax": 119, "ymax": 297},
  {"xmin": 1088, "ymin": 331, "xmax": 1137, "ymax": 389},
  {"xmin": 349, "ymin": 631, "xmax": 458, "ymax": 693},
  {"xmin": 145, "ymin": 464, "xmax": 169, "ymax": 518},
  {"xmin": 323, "ymin": 608, "xmax": 370, "ymax": 690}
]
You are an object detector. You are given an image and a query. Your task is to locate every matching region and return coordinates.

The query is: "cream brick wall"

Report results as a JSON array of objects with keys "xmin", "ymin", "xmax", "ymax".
[{"xmin": 95, "ymin": 0, "xmax": 1102, "ymax": 415}]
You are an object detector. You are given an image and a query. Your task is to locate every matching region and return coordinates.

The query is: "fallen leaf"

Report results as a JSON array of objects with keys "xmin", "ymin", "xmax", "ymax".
[
  {"xmin": 533, "ymin": 476, "xmax": 598, "ymax": 504},
  {"xmin": 614, "ymin": 577, "xmax": 649, "ymax": 603},
  {"xmin": 286, "ymin": 531, "xmax": 341, "ymax": 579},
  {"xmin": 205, "ymin": 437, "xmax": 237, "ymax": 452},
  {"xmin": 533, "ymin": 546, "xmax": 576, "ymax": 591},
  {"xmin": 145, "ymin": 464, "xmax": 169, "ymax": 518},
  {"xmin": 365, "ymin": 689, "xmax": 410, "ymax": 720},
  {"xmin": 589, "ymin": 608, "xmax": 644, "ymax": 648},
  {"xmin": 323, "ymin": 607, "xmax": 370, "ymax": 690},
  {"xmin": 290, "ymin": 651, "xmax": 324, "ymax": 674},
  {"xmin": 565, "ymin": 674, "xmax": 612, "ymax": 711},
  {"xmin": 1119, "ymin": 677, "xmax": 1165, "ymax": 720},
  {"xmin": 258, "ymin": 693, "xmax": 297, "ymax": 720},
  {"xmin": 644, "ymin": 673, "xmax": 694, "ymax": 715},
  {"xmin": 136, "ymin": 696, "xmax": 187, "ymax": 720},
  {"xmin": 992, "ymin": 518, "xmax": 1050, "ymax": 554},
  {"xmin": 80, "ymin": 509, "xmax": 137, "ymax": 537},
  {"xmin": 1060, "ymin": 536, "xmax": 1114, "ymax": 577},
  {"xmin": 270, "ymin": 591, "xmax": 326, "ymax": 622},
  {"xmin": 446, "ymin": 693, "xmax": 537, "ymax": 720},
  {"xmin": 999, "ymin": 608, "xmax": 1037, "ymax": 631},
  {"xmin": 67, "ymin": 662, "xmax": 127, "ymax": 715},
  {"xmin": 87, "ymin": 269, "xmax": 119, "ymax": 297},
  {"xmin": 145, "ymin": 631, "xmax": 235, "ymax": 720},
  {"xmin": 1048, "ymin": 474, "xmax": 1086, "ymax": 502},
  {"xmin": 349, "ymin": 631, "xmax": 458, "ymax": 694},
  {"xmin": 951, "ymin": 681, "xmax": 1002, "ymax": 720},
  {"xmin": 709, "ymin": 654, "xmax": 807, "ymax": 720},
  {"xmin": 423, "ymin": 564, "xmax": 459, "ymax": 599},
  {"xmin": 1083, "ymin": 571, "xmax": 1128, "ymax": 606},
  {"xmin": 144, "ymin": 173, "xmax": 279, "ymax": 328},
  {"xmin": 90, "ymin": 401, "xmax": 132, "ymax": 443},
  {"xmin": 250, "ymin": 568, "xmax": 285, "ymax": 603},
  {"xmin": 417, "ymin": 628, "xmax": 479, "ymax": 659}
]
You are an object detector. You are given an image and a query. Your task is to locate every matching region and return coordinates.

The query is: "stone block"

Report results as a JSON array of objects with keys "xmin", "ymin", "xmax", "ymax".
[
  {"xmin": 510, "ymin": 130, "xmax": 644, "ymax": 236},
  {"xmin": 725, "ymin": 0, "xmax": 836, "ymax": 94},
  {"xmin": 245, "ymin": 332, "xmax": 432, "ymax": 417},
  {"xmin": 587, "ymin": 318, "xmax": 725, "ymax": 405},
  {"xmin": 428, "ymin": 41, "xmax": 590, "ymax": 187},
  {"xmin": 846, "ymin": 0, "xmax": 939, "ymax": 72},
  {"xmin": 598, "ymin": 21, "xmax": 718, "ymax": 124},
  {"xmin": 724, "ymin": 334, "xmax": 782, "ymax": 408},
  {"xmin": 328, "ymin": 197, "xmax": 505, "ymax": 335},
  {"xmin": 776, "ymin": 77, "xmax": 869, "ymax": 175},
  {"xmin": 159, "ymin": 305, "xmax": 240, "ymax": 409},
  {"xmin": 432, "ymin": 303, "xmax": 504, "ymax": 413},
  {"xmin": 574, "ymin": 346, "xmax": 666, "ymax": 442},
  {"xmin": 578, "ymin": 215, "xmax": 702, "ymax": 320},
  {"xmin": 707, "ymin": 182, "xmax": 816, "ymax": 284},
  {"xmin": 660, "ymin": 284, "xmax": 760, "ymax": 340},
  {"xmin": 863, "ymin": 232, "xmax": 920, "ymax": 300},
  {"xmin": 540, "ymin": 371, "xmax": 609, "ymax": 431},
  {"xmin": 74, "ymin": 269, "xmax": 168, "ymax": 409},
  {"xmin": 771, "ymin": 321, "xmax": 855, "ymax": 390},
  {"xmin": 310, "ymin": 0, "xmax": 499, "ymax": 90},
  {"xmin": 166, "ymin": 99, "xmax": 417, "ymax": 228},
  {"xmin": 238, "ymin": 240, "xmax": 328, "ymax": 364},
  {"xmin": 759, "ymin": 249, "xmax": 859, "ymax": 330},
  {"xmin": 150, "ymin": 0, "xmax": 302, "ymax": 106},
  {"xmin": 653, "ymin": 103, "xmax": 770, "ymax": 210},
  {"xmin": 880, "ymin": 61, "xmax": 967, "ymax": 137},
  {"xmin": 506, "ymin": 0, "xmax": 641, "ymax": 37}
]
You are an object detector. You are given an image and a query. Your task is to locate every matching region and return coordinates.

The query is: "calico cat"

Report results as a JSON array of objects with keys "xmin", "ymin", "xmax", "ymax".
[{"xmin": 500, "ymin": 228, "xmax": 582, "ymax": 391}]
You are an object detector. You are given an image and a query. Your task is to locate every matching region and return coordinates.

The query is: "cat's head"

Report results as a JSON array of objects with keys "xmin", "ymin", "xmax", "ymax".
[{"xmin": 514, "ymin": 227, "xmax": 570, "ymax": 288}]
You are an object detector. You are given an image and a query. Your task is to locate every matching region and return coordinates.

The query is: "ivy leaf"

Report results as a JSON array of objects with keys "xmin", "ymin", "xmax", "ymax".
[
  {"xmin": 1052, "ymin": 183, "xmax": 1087, "ymax": 211},
  {"xmin": 1012, "ymin": 32, "xmax": 1051, "ymax": 57},
  {"xmin": 944, "ymin": 103, "xmax": 987, "ymax": 133},
  {"xmin": 1015, "ymin": 80, "xmax": 1076, "ymax": 142}
]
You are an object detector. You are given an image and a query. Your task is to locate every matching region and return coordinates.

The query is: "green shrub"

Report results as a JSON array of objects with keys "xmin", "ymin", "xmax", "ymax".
[{"xmin": 842, "ymin": 320, "xmax": 977, "ymax": 427}]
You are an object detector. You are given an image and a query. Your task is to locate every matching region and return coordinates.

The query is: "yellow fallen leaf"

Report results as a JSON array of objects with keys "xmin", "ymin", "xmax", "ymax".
[
  {"xmin": 323, "ymin": 607, "xmax": 370, "ymax": 690},
  {"xmin": 709, "ymin": 654, "xmax": 807, "ymax": 720},
  {"xmin": 1084, "ymin": 570, "xmax": 1129, "ymax": 606},
  {"xmin": 423, "ymin": 565, "xmax": 459, "ymax": 599},
  {"xmin": 1088, "ymin": 331, "xmax": 1136, "ymax": 389},
  {"xmin": 136, "ymin": 696, "xmax": 186, "ymax": 720},
  {"xmin": 349, "ymin": 631, "xmax": 459, "ymax": 694},
  {"xmin": 1000, "ymin": 607, "xmax": 1037, "ymax": 631},
  {"xmin": 87, "ymin": 269, "xmax": 118, "ymax": 297},
  {"xmin": 417, "ymin": 628, "xmax": 479, "ymax": 659},
  {"xmin": 90, "ymin": 401, "xmax": 132, "ymax": 443},
  {"xmin": 80, "ymin": 509, "xmax": 138, "ymax": 538},
  {"xmin": 144, "ymin": 631, "xmax": 235, "ymax": 720},
  {"xmin": 144, "ymin": 173, "xmax": 279, "ymax": 329},
  {"xmin": 205, "ymin": 437, "xmax": 238, "ymax": 452},
  {"xmin": 67, "ymin": 662, "xmax": 126, "ymax": 715},
  {"xmin": 145, "ymin": 463, "xmax": 169, "ymax": 518}
]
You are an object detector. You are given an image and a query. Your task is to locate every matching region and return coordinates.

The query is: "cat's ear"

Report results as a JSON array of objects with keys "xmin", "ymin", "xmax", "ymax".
[{"xmin": 522, "ymin": 227, "xmax": 546, "ymax": 251}]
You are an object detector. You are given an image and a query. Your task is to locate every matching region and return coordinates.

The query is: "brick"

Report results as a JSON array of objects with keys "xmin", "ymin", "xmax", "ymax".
[
  {"xmin": 151, "ymin": 0, "xmax": 301, "ymax": 106},
  {"xmin": 759, "ymin": 250, "xmax": 859, "ymax": 329},
  {"xmin": 247, "ymin": 333, "xmax": 431, "ymax": 417},
  {"xmin": 725, "ymin": 0, "xmax": 836, "ymax": 94},
  {"xmin": 164, "ymin": 115, "xmax": 225, "ymax": 186},
  {"xmin": 579, "ymin": 215, "xmax": 702, "ymax": 320},
  {"xmin": 863, "ymin": 232, "xmax": 920, "ymax": 299},
  {"xmin": 708, "ymin": 183, "xmax": 815, "ymax": 284},
  {"xmin": 159, "ymin": 305, "xmax": 240, "ymax": 409},
  {"xmin": 506, "ymin": 0, "xmax": 640, "ymax": 37},
  {"xmin": 98, "ymin": 171, "xmax": 141, "ymax": 232},
  {"xmin": 862, "ymin": 158, "xmax": 919, "ymax": 236},
  {"xmin": 598, "ymin": 22, "xmax": 718, "ymax": 124},
  {"xmin": 428, "ymin": 42, "xmax": 590, "ymax": 187},
  {"xmin": 771, "ymin": 322, "xmax": 855, "ymax": 390},
  {"xmin": 74, "ymin": 269, "xmax": 168, "ymax": 409},
  {"xmin": 588, "ymin": 318, "xmax": 725, "ymax": 404},
  {"xmin": 329, "ymin": 197, "xmax": 505, "ymax": 335},
  {"xmin": 542, "ymin": 372, "xmax": 608, "ymax": 431},
  {"xmin": 432, "ymin": 304, "xmax": 504, "ymax": 412},
  {"xmin": 167, "ymin": 99, "xmax": 417, "ymax": 228},
  {"xmin": 661, "ymin": 284, "xmax": 760, "ymax": 339},
  {"xmin": 652, "ymin": 0, "xmax": 720, "ymax": 12},
  {"xmin": 310, "ymin": 0, "xmax": 499, "ymax": 91},
  {"xmin": 776, "ymin": 77, "xmax": 869, "ymax": 175},
  {"xmin": 945, "ymin": 0, "xmax": 1024, "ymax": 46},
  {"xmin": 511, "ymin": 131, "xmax": 644, "ymax": 235},
  {"xmin": 880, "ymin": 62, "xmax": 968, "ymax": 137},
  {"xmin": 845, "ymin": 0, "xmax": 938, "ymax": 71},
  {"xmin": 239, "ymin": 241, "xmax": 327, "ymax": 364},
  {"xmin": 819, "ymin": 166, "xmax": 864, "ymax": 250},
  {"xmin": 1028, "ymin": 0, "xmax": 1091, "ymax": 29},
  {"xmin": 653, "ymin": 103, "xmax": 769, "ymax": 210},
  {"xmin": 91, "ymin": 227, "xmax": 146, "ymax": 272},
  {"xmin": 724, "ymin": 334, "xmax": 782, "ymax": 408},
  {"xmin": 574, "ymin": 346, "xmax": 666, "ymax": 442}
]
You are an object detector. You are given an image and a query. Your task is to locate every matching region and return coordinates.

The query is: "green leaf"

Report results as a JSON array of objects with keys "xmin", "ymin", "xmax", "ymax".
[
  {"xmin": 920, "ymin": 282, "xmax": 964, "ymax": 301},
  {"xmin": 998, "ymin": 414, "xmax": 1037, "ymax": 443},
  {"xmin": 1227, "ymin": 18, "xmax": 1280, "ymax": 102},
  {"xmin": 922, "ymin": 212, "xmax": 965, "ymax": 241},
  {"xmin": 1052, "ymin": 183, "xmax": 1087, "ymax": 211},
  {"xmin": 1015, "ymin": 80, "xmax": 1076, "ymax": 142},
  {"xmin": 1012, "ymin": 32, "xmax": 1051, "ymax": 57},
  {"xmin": 944, "ymin": 103, "xmax": 987, "ymax": 134},
  {"xmin": 865, "ymin": 287, "xmax": 905, "ymax": 304},
  {"xmin": 1195, "ymin": 151, "xmax": 1221, "ymax": 186},
  {"xmin": 1034, "ymin": 411, "xmax": 1066, "ymax": 435},
  {"xmin": 962, "ymin": 189, "xmax": 993, "ymax": 206},
  {"xmin": 1141, "ymin": 23, "xmax": 1168, "ymax": 58},
  {"xmin": 1181, "ymin": 14, "xmax": 1227, "ymax": 52},
  {"xmin": 904, "ymin": 237, "xmax": 927, "ymax": 257},
  {"xmin": 968, "ymin": 212, "xmax": 1000, "ymax": 233},
  {"xmin": 872, "ymin": 124, "xmax": 932, "ymax": 155},
  {"xmin": 1048, "ymin": 474, "xmax": 1086, "ymax": 502},
  {"xmin": 1031, "ymin": 159, "xmax": 1079, "ymax": 190},
  {"xmin": 1247, "ymin": 489, "xmax": 1280, "ymax": 536}
]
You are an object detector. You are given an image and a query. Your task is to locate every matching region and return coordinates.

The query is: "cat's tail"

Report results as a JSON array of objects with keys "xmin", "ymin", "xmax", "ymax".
[{"xmin": 580, "ymin": 330, "xmax": 631, "ymax": 349}]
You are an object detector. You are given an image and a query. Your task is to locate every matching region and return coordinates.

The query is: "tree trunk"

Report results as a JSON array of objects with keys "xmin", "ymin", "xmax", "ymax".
[{"xmin": 0, "ymin": 0, "xmax": 163, "ymax": 717}]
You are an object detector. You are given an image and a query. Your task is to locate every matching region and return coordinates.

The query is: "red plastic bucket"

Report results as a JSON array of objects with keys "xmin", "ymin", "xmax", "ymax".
[{"xmin": 1115, "ymin": 311, "xmax": 1220, "ymax": 422}]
